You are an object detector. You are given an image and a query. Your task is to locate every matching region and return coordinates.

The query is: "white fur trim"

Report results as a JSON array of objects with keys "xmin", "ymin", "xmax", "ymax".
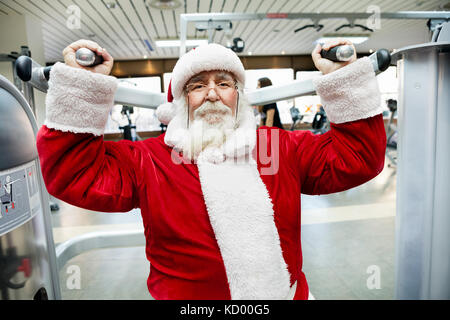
[
  {"xmin": 44, "ymin": 62, "xmax": 118, "ymax": 136},
  {"xmin": 313, "ymin": 56, "xmax": 383, "ymax": 124},
  {"xmin": 155, "ymin": 102, "xmax": 177, "ymax": 125},
  {"xmin": 171, "ymin": 43, "xmax": 245, "ymax": 100},
  {"xmin": 164, "ymin": 97, "xmax": 190, "ymax": 151},
  {"xmin": 197, "ymin": 158, "xmax": 292, "ymax": 299}
]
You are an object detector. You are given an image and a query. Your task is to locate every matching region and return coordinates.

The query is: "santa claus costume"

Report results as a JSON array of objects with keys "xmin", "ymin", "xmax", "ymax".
[{"xmin": 36, "ymin": 43, "xmax": 386, "ymax": 300}]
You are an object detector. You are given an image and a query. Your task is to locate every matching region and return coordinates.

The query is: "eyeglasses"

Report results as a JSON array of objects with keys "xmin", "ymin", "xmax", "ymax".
[{"xmin": 185, "ymin": 80, "xmax": 237, "ymax": 96}]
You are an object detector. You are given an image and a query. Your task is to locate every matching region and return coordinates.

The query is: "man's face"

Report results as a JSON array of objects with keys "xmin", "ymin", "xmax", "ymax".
[{"xmin": 184, "ymin": 70, "xmax": 238, "ymax": 123}]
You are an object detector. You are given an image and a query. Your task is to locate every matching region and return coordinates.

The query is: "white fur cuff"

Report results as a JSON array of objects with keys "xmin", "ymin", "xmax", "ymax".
[
  {"xmin": 44, "ymin": 62, "xmax": 118, "ymax": 136},
  {"xmin": 313, "ymin": 57, "xmax": 383, "ymax": 124}
]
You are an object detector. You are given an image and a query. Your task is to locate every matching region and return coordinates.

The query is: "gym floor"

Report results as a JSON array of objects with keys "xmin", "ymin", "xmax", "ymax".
[{"xmin": 51, "ymin": 156, "xmax": 397, "ymax": 300}]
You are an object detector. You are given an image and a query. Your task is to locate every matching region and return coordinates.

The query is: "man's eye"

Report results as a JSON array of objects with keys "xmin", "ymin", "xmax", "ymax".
[{"xmin": 219, "ymin": 82, "xmax": 230, "ymax": 87}]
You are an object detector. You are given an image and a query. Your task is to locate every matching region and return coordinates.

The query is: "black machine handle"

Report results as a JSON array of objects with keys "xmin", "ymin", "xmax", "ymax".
[
  {"xmin": 320, "ymin": 45, "xmax": 391, "ymax": 75},
  {"xmin": 15, "ymin": 48, "xmax": 105, "ymax": 92},
  {"xmin": 374, "ymin": 48, "xmax": 391, "ymax": 73},
  {"xmin": 15, "ymin": 56, "xmax": 50, "ymax": 82},
  {"xmin": 321, "ymin": 45, "xmax": 355, "ymax": 62}
]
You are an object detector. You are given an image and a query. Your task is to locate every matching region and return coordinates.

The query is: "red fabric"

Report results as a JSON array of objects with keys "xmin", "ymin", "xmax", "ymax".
[
  {"xmin": 36, "ymin": 114, "xmax": 386, "ymax": 300},
  {"xmin": 167, "ymin": 80, "xmax": 173, "ymax": 103}
]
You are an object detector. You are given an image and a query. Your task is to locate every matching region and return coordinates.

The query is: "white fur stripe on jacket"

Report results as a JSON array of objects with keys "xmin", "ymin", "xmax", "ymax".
[
  {"xmin": 313, "ymin": 56, "xmax": 383, "ymax": 124},
  {"xmin": 44, "ymin": 62, "xmax": 118, "ymax": 136},
  {"xmin": 197, "ymin": 156, "xmax": 293, "ymax": 299}
]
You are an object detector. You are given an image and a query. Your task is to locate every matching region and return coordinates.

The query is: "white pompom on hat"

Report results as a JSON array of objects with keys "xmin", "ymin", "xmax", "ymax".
[
  {"xmin": 156, "ymin": 43, "xmax": 246, "ymax": 125},
  {"xmin": 155, "ymin": 81, "xmax": 177, "ymax": 125}
]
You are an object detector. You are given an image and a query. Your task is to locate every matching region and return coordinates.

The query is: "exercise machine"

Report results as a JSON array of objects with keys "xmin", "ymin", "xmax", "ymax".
[
  {"xmin": 0, "ymin": 74, "xmax": 60, "ymax": 300},
  {"xmin": 1, "ymin": 47, "xmax": 59, "ymax": 212},
  {"xmin": 15, "ymin": 46, "xmax": 390, "ymax": 109},
  {"xmin": 289, "ymin": 106, "xmax": 303, "ymax": 131},
  {"xmin": 310, "ymin": 106, "xmax": 329, "ymax": 135},
  {"xmin": 391, "ymin": 21, "xmax": 450, "ymax": 299},
  {"xmin": 118, "ymin": 105, "xmax": 140, "ymax": 142}
]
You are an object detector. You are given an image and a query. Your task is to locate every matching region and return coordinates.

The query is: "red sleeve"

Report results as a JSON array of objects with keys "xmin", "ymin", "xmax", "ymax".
[
  {"xmin": 36, "ymin": 126, "xmax": 142, "ymax": 212},
  {"xmin": 287, "ymin": 114, "xmax": 386, "ymax": 195}
]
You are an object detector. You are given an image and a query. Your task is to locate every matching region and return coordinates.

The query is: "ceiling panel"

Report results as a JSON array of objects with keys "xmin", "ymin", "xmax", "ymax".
[
  {"xmin": 186, "ymin": 0, "xmax": 198, "ymax": 41},
  {"xmin": 210, "ymin": 0, "xmax": 226, "ymax": 41},
  {"xmin": 0, "ymin": 0, "xmax": 447, "ymax": 63},
  {"xmin": 0, "ymin": 1, "xmax": 21, "ymax": 14},
  {"xmin": 216, "ymin": 0, "xmax": 245, "ymax": 45},
  {"xmin": 223, "ymin": 0, "xmax": 262, "ymax": 47},
  {"xmin": 64, "ymin": 0, "xmax": 130, "ymax": 57},
  {"xmin": 274, "ymin": 0, "xmax": 372, "ymax": 55},
  {"xmin": 104, "ymin": 0, "xmax": 147, "ymax": 58},
  {"xmin": 91, "ymin": 0, "xmax": 142, "ymax": 57},
  {"xmin": 244, "ymin": 0, "xmax": 302, "ymax": 54},
  {"xmin": 117, "ymin": 0, "xmax": 156, "ymax": 58},
  {"xmin": 60, "ymin": 0, "xmax": 126, "ymax": 58},
  {"xmin": 241, "ymin": 0, "xmax": 275, "ymax": 46}
]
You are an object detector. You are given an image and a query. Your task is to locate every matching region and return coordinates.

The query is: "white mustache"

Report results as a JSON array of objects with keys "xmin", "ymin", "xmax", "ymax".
[{"xmin": 194, "ymin": 101, "xmax": 232, "ymax": 119}]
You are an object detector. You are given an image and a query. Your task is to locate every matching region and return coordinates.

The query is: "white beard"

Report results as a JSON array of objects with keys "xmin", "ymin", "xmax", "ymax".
[
  {"xmin": 165, "ymin": 91, "xmax": 257, "ymax": 164},
  {"xmin": 181, "ymin": 100, "xmax": 236, "ymax": 160}
]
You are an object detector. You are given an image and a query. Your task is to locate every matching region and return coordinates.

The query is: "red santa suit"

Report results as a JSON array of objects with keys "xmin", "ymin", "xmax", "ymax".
[{"xmin": 36, "ymin": 44, "xmax": 386, "ymax": 300}]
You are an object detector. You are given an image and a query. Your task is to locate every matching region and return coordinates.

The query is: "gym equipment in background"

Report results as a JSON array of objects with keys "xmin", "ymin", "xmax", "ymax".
[
  {"xmin": 385, "ymin": 99, "xmax": 398, "ymax": 168},
  {"xmin": 0, "ymin": 75, "xmax": 60, "ymax": 300},
  {"xmin": 118, "ymin": 106, "xmax": 140, "ymax": 141},
  {"xmin": 289, "ymin": 106, "xmax": 303, "ymax": 131},
  {"xmin": 311, "ymin": 106, "xmax": 329, "ymax": 135}
]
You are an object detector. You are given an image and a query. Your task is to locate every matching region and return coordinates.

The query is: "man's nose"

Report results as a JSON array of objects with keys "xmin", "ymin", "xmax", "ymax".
[{"xmin": 205, "ymin": 86, "xmax": 220, "ymax": 101}]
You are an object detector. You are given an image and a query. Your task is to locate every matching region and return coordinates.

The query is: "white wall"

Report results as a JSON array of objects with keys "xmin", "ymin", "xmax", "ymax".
[{"xmin": 0, "ymin": 12, "xmax": 47, "ymax": 127}]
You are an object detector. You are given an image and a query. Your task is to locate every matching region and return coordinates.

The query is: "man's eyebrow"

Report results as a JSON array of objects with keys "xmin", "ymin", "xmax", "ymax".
[
  {"xmin": 187, "ymin": 71, "xmax": 235, "ymax": 85},
  {"xmin": 214, "ymin": 72, "xmax": 234, "ymax": 81},
  {"xmin": 187, "ymin": 74, "xmax": 207, "ymax": 84}
]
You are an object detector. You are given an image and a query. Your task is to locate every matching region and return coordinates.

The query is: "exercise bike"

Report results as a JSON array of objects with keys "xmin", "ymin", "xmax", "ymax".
[
  {"xmin": 120, "ymin": 105, "xmax": 140, "ymax": 141},
  {"xmin": 289, "ymin": 106, "xmax": 303, "ymax": 131},
  {"xmin": 385, "ymin": 99, "xmax": 398, "ymax": 168},
  {"xmin": 311, "ymin": 106, "xmax": 330, "ymax": 134}
]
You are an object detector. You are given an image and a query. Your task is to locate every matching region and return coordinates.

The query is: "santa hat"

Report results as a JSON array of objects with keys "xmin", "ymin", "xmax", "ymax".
[{"xmin": 156, "ymin": 43, "xmax": 246, "ymax": 125}]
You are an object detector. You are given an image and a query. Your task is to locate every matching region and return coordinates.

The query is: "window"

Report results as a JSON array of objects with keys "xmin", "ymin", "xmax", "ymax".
[
  {"xmin": 294, "ymin": 71, "xmax": 322, "ymax": 123},
  {"xmin": 245, "ymin": 68, "xmax": 294, "ymax": 124},
  {"xmin": 376, "ymin": 66, "xmax": 398, "ymax": 118},
  {"xmin": 293, "ymin": 67, "xmax": 399, "ymax": 123},
  {"xmin": 104, "ymin": 76, "xmax": 162, "ymax": 134},
  {"xmin": 163, "ymin": 72, "xmax": 172, "ymax": 94}
]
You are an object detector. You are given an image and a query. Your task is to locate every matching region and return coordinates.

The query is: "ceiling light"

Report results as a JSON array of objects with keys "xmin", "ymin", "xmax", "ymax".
[
  {"xmin": 146, "ymin": 0, "xmax": 181, "ymax": 10},
  {"xmin": 281, "ymin": 51, "xmax": 285, "ymax": 55},
  {"xmin": 155, "ymin": 39, "xmax": 208, "ymax": 48},
  {"xmin": 315, "ymin": 34, "xmax": 370, "ymax": 45},
  {"xmin": 248, "ymin": 51, "xmax": 252, "ymax": 55},
  {"xmin": 105, "ymin": 2, "xmax": 116, "ymax": 9}
]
